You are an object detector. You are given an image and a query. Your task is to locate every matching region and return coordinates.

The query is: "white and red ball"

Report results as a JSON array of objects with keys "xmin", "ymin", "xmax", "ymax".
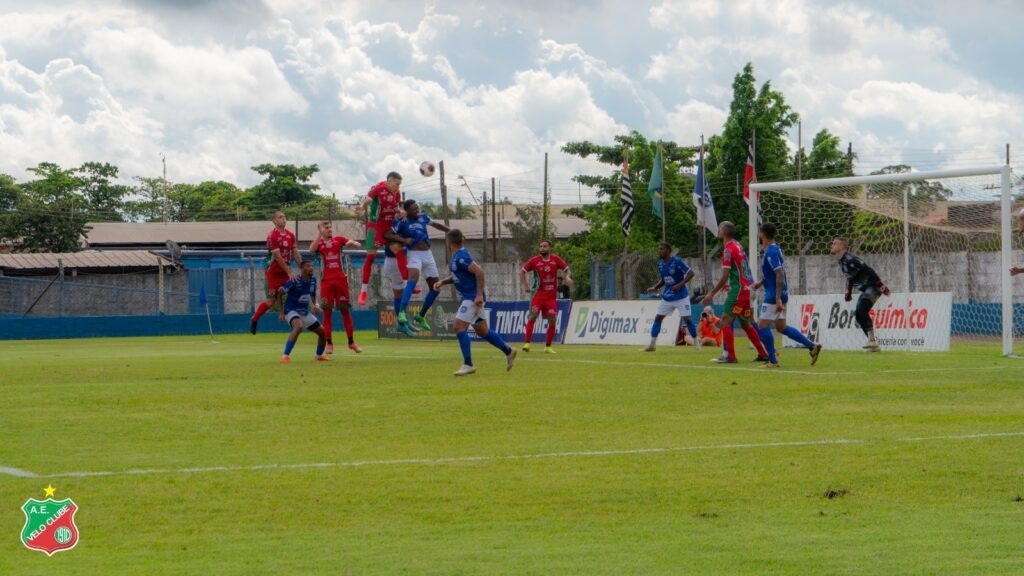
[{"xmin": 419, "ymin": 161, "xmax": 436, "ymax": 177}]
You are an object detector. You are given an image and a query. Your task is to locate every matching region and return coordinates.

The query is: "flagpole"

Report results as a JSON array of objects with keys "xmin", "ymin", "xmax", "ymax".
[
  {"xmin": 749, "ymin": 127, "xmax": 758, "ymax": 283},
  {"xmin": 659, "ymin": 144, "xmax": 666, "ymax": 243},
  {"xmin": 699, "ymin": 135, "xmax": 707, "ymax": 290},
  {"xmin": 622, "ymin": 150, "xmax": 629, "ymax": 297}
]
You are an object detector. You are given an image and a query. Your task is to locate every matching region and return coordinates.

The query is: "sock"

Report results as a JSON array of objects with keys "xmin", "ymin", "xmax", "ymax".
[
  {"xmin": 782, "ymin": 325, "xmax": 815, "ymax": 349},
  {"xmin": 322, "ymin": 309, "xmax": 333, "ymax": 343},
  {"xmin": 760, "ymin": 327, "xmax": 777, "ymax": 363},
  {"xmin": 457, "ymin": 330, "xmax": 472, "ymax": 365},
  {"xmin": 341, "ymin": 308, "xmax": 355, "ymax": 344},
  {"xmin": 393, "ymin": 297, "xmax": 403, "ymax": 319},
  {"xmin": 284, "ymin": 339, "xmax": 296, "ymax": 356},
  {"xmin": 723, "ymin": 325, "xmax": 736, "ymax": 359},
  {"xmin": 252, "ymin": 301, "xmax": 270, "ymax": 321},
  {"xmin": 315, "ymin": 337, "xmax": 326, "ymax": 357},
  {"xmin": 545, "ymin": 321, "xmax": 556, "ymax": 346},
  {"xmin": 361, "ymin": 252, "xmax": 376, "ymax": 285},
  {"xmin": 742, "ymin": 323, "xmax": 768, "ymax": 358},
  {"xmin": 399, "ymin": 280, "xmax": 416, "ymax": 313},
  {"xmin": 396, "ymin": 250, "xmax": 409, "ymax": 280},
  {"xmin": 525, "ymin": 316, "xmax": 536, "ymax": 343},
  {"xmin": 420, "ymin": 289, "xmax": 439, "ymax": 317},
  {"xmin": 360, "ymin": 283, "xmax": 369, "ymax": 293},
  {"xmin": 686, "ymin": 320, "xmax": 697, "ymax": 339},
  {"xmin": 483, "ymin": 329, "xmax": 512, "ymax": 355},
  {"xmin": 650, "ymin": 318, "xmax": 663, "ymax": 338}
]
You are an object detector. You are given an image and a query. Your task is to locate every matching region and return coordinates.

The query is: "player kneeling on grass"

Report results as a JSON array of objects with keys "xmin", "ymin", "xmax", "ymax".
[
  {"xmin": 279, "ymin": 261, "xmax": 329, "ymax": 363},
  {"xmin": 434, "ymin": 229, "xmax": 517, "ymax": 376},
  {"xmin": 830, "ymin": 236, "xmax": 890, "ymax": 352}
]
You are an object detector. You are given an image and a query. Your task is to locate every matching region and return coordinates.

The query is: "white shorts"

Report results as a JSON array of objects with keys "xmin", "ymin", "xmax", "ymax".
[
  {"xmin": 285, "ymin": 310, "xmax": 320, "ymax": 329},
  {"xmin": 656, "ymin": 298, "xmax": 691, "ymax": 318},
  {"xmin": 407, "ymin": 249, "xmax": 439, "ymax": 278},
  {"xmin": 759, "ymin": 302, "xmax": 786, "ymax": 321},
  {"xmin": 455, "ymin": 299, "xmax": 486, "ymax": 324},
  {"xmin": 382, "ymin": 257, "xmax": 406, "ymax": 291}
]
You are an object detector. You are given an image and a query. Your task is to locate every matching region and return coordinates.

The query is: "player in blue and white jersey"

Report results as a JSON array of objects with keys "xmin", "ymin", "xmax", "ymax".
[
  {"xmin": 278, "ymin": 260, "xmax": 329, "ymax": 363},
  {"xmin": 433, "ymin": 229, "xmax": 517, "ymax": 376},
  {"xmin": 751, "ymin": 223, "xmax": 822, "ymax": 367},
  {"xmin": 643, "ymin": 242, "xmax": 698, "ymax": 352},
  {"xmin": 386, "ymin": 199, "xmax": 449, "ymax": 334}
]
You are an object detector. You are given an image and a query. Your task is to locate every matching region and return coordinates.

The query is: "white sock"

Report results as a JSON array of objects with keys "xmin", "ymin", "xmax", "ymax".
[
  {"xmin": 650, "ymin": 338, "xmax": 657, "ymax": 347},
  {"xmin": 360, "ymin": 283, "xmax": 368, "ymax": 292}
]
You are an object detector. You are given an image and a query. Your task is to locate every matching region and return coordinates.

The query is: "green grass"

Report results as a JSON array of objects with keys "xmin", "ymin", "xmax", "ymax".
[{"xmin": 1, "ymin": 333, "xmax": 1023, "ymax": 575}]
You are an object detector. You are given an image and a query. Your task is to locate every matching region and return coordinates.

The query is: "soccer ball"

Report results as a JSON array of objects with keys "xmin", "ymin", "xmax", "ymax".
[{"xmin": 419, "ymin": 161, "xmax": 435, "ymax": 177}]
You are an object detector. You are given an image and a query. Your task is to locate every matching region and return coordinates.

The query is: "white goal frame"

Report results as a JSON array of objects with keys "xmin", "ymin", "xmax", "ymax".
[{"xmin": 750, "ymin": 165, "xmax": 1014, "ymax": 356}]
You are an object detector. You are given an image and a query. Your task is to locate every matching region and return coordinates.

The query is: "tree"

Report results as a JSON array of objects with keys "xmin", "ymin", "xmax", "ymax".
[
  {"xmin": 420, "ymin": 199, "xmax": 476, "ymax": 220},
  {"xmin": 0, "ymin": 174, "xmax": 21, "ymax": 244},
  {"xmin": 706, "ymin": 62, "xmax": 799, "ymax": 241},
  {"xmin": 868, "ymin": 165, "xmax": 952, "ymax": 216},
  {"xmin": 15, "ymin": 163, "xmax": 90, "ymax": 252},
  {"xmin": 240, "ymin": 163, "xmax": 320, "ymax": 216},
  {"xmin": 75, "ymin": 162, "xmax": 132, "ymax": 221},
  {"xmin": 804, "ymin": 129, "xmax": 848, "ymax": 180},
  {"xmin": 504, "ymin": 204, "xmax": 552, "ymax": 262}
]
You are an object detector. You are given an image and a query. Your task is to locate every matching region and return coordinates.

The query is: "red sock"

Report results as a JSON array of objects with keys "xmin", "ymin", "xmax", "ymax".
[
  {"xmin": 742, "ymin": 323, "xmax": 768, "ymax": 358},
  {"xmin": 341, "ymin": 308, "xmax": 355, "ymax": 343},
  {"xmin": 361, "ymin": 252, "xmax": 376, "ymax": 285},
  {"xmin": 723, "ymin": 325, "xmax": 736, "ymax": 360},
  {"xmin": 525, "ymin": 316, "xmax": 536, "ymax": 343},
  {"xmin": 396, "ymin": 250, "xmax": 408, "ymax": 280},
  {"xmin": 322, "ymin": 308, "xmax": 333, "ymax": 342},
  {"xmin": 545, "ymin": 321, "xmax": 556, "ymax": 346},
  {"xmin": 252, "ymin": 301, "xmax": 270, "ymax": 321}
]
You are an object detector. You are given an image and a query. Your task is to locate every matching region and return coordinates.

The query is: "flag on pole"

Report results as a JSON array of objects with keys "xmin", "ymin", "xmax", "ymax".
[
  {"xmin": 620, "ymin": 156, "xmax": 634, "ymax": 237},
  {"xmin": 692, "ymin": 145, "xmax": 718, "ymax": 235},
  {"xmin": 648, "ymin": 147, "xmax": 664, "ymax": 218},
  {"xmin": 743, "ymin": 141, "xmax": 763, "ymax": 226}
]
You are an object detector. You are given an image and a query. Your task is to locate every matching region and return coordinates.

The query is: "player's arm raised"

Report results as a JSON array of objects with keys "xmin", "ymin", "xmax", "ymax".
[{"xmin": 430, "ymin": 221, "xmax": 450, "ymax": 233}]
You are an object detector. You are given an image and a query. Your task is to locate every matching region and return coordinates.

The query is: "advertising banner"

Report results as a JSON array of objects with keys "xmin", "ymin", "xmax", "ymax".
[
  {"xmin": 787, "ymin": 292, "xmax": 952, "ymax": 351},
  {"xmin": 564, "ymin": 300, "xmax": 680, "ymax": 346},
  {"xmin": 377, "ymin": 300, "xmax": 572, "ymax": 343}
]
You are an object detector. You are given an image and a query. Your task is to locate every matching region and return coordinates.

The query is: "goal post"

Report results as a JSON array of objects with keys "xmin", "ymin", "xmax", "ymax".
[{"xmin": 750, "ymin": 165, "xmax": 1018, "ymax": 356}]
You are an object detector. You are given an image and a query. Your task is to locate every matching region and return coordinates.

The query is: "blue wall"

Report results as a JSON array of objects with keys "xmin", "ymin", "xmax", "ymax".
[{"xmin": 0, "ymin": 311, "xmax": 378, "ymax": 340}]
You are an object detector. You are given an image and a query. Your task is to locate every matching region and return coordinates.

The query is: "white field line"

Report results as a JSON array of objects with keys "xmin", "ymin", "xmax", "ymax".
[
  {"xmin": 530, "ymin": 357, "xmax": 1015, "ymax": 376},
  {"xmin": 5, "ymin": 431, "xmax": 1023, "ymax": 480}
]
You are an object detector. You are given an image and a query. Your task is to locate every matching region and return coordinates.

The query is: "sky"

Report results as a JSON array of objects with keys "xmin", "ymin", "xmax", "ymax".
[{"xmin": 1, "ymin": 0, "xmax": 1022, "ymax": 207}]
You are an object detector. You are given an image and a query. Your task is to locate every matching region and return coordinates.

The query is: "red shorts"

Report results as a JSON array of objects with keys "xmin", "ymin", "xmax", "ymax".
[
  {"xmin": 725, "ymin": 289, "xmax": 754, "ymax": 321},
  {"xmin": 320, "ymin": 277, "xmax": 350, "ymax": 307},
  {"xmin": 530, "ymin": 292, "xmax": 558, "ymax": 318},
  {"xmin": 265, "ymin": 270, "xmax": 290, "ymax": 296}
]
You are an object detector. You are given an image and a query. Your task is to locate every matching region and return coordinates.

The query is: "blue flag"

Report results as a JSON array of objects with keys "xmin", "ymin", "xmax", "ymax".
[
  {"xmin": 647, "ymin": 147, "xmax": 663, "ymax": 219},
  {"xmin": 692, "ymin": 146, "xmax": 718, "ymax": 234},
  {"xmin": 199, "ymin": 286, "xmax": 208, "ymax": 307}
]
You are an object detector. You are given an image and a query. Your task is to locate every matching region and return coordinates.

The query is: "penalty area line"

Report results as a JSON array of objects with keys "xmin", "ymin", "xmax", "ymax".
[
  {"xmin": 534, "ymin": 357, "xmax": 1011, "ymax": 377},
  {"xmin": 13, "ymin": 431, "xmax": 1023, "ymax": 480}
]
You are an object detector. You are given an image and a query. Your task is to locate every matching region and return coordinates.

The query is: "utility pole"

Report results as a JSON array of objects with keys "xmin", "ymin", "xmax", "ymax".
[
  {"xmin": 491, "ymin": 178, "xmax": 497, "ymax": 261},
  {"xmin": 481, "ymin": 180, "xmax": 488, "ymax": 261},
  {"xmin": 542, "ymin": 152, "xmax": 550, "ymax": 240},
  {"xmin": 847, "ymin": 142, "xmax": 854, "ymax": 176},
  {"xmin": 161, "ymin": 153, "xmax": 168, "ymax": 225},
  {"xmin": 439, "ymin": 161, "xmax": 450, "ymax": 263}
]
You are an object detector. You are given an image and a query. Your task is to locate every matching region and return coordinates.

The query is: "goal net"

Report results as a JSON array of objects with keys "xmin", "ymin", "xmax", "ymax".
[{"xmin": 750, "ymin": 166, "xmax": 1022, "ymax": 356}]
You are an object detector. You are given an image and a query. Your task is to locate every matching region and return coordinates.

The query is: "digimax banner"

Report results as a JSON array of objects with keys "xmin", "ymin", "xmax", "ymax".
[
  {"xmin": 787, "ymin": 292, "xmax": 952, "ymax": 351},
  {"xmin": 565, "ymin": 300, "xmax": 680, "ymax": 346}
]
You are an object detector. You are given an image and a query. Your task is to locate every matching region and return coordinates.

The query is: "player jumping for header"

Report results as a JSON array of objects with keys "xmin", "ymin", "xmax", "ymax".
[
  {"xmin": 519, "ymin": 239, "xmax": 572, "ymax": 354},
  {"xmin": 386, "ymin": 199, "xmax": 450, "ymax": 332},
  {"xmin": 354, "ymin": 172, "xmax": 409, "ymax": 306},
  {"xmin": 831, "ymin": 236, "xmax": 890, "ymax": 351},
  {"xmin": 701, "ymin": 221, "xmax": 769, "ymax": 364},
  {"xmin": 750, "ymin": 223, "xmax": 822, "ymax": 367}
]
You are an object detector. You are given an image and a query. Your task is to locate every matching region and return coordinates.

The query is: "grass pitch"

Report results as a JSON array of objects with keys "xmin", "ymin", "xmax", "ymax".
[{"xmin": 1, "ymin": 333, "xmax": 1023, "ymax": 575}]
